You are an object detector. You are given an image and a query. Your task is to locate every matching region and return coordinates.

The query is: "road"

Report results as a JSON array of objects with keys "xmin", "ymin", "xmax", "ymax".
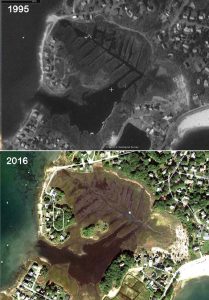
[
  {"xmin": 39, "ymin": 151, "xmax": 132, "ymax": 235},
  {"xmin": 167, "ymin": 0, "xmax": 191, "ymax": 29}
]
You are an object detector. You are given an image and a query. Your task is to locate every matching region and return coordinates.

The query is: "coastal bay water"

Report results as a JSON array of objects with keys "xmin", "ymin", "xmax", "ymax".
[
  {"xmin": 32, "ymin": 85, "xmax": 124, "ymax": 134},
  {"xmin": 2, "ymin": 0, "xmax": 63, "ymax": 138},
  {"xmin": 174, "ymin": 277, "xmax": 209, "ymax": 300},
  {"xmin": 0, "ymin": 151, "xmax": 59, "ymax": 289},
  {"xmin": 2, "ymin": 0, "xmax": 126, "ymax": 138},
  {"xmin": 175, "ymin": 128, "xmax": 209, "ymax": 150}
]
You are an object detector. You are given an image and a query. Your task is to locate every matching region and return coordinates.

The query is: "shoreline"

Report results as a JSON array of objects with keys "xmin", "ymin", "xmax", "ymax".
[
  {"xmin": 173, "ymin": 256, "xmax": 209, "ymax": 299},
  {"xmin": 103, "ymin": 119, "xmax": 151, "ymax": 150},
  {"xmin": 0, "ymin": 153, "xmax": 61, "ymax": 296},
  {"xmin": 37, "ymin": 155, "xmax": 155, "ymax": 242},
  {"xmin": 0, "ymin": 260, "xmax": 33, "ymax": 296},
  {"xmin": 170, "ymin": 105, "xmax": 209, "ymax": 148},
  {"xmin": 177, "ymin": 105, "xmax": 209, "ymax": 139},
  {"xmin": 37, "ymin": 153, "xmax": 62, "ymax": 237},
  {"xmin": 177, "ymin": 255, "xmax": 209, "ymax": 282}
]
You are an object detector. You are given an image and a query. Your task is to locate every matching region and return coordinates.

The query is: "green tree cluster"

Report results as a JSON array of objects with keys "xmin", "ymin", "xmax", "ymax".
[
  {"xmin": 202, "ymin": 241, "xmax": 209, "ymax": 255},
  {"xmin": 100, "ymin": 251, "xmax": 135, "ymax": 294},
  {"xmin": 82, "ymin": 221, "xmax": 108, "ymax": 238}
]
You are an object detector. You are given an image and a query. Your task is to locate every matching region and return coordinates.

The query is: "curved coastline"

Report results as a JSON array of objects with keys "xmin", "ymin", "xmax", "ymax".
[
  {"xmin": 172, "ymin": 256, "xmax": 209, "ymax": 299},
  {"xmin": 177, "ymin": 255, "xmax": 209, "ymax": 282},
  {"xmin": 0, "ymin": 152, "xmax": 60, "ymax": 294},
  {"xmin": 171, "ymin": 105, "xmax": 209, "ymax": 149},
  {"xmin": 174, "ymin": 276, "xmax": 209, "ymax": 300},
  {"xmin": 36, "ymin": 154, "xmax": 155, "ymax": 243},
  {"xmin": 177, "ymin": 106, "xmax": 209, "ymax": 139}
]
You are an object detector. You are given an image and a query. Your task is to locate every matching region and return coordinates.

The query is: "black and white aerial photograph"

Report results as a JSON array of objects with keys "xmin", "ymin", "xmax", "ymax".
[{"xmin": 2, "ymin": 0, "xmax": 209, "ymax": 150}]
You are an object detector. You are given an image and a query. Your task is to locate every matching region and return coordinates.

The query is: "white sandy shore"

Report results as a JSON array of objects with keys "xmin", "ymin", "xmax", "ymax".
[
  {"xmin": 177, "ymin": 255, "xmax": 209, "ymax": 282},
  {"xmin": 178, "ymin": 106, "xmax": 209, "ymax": 138}
]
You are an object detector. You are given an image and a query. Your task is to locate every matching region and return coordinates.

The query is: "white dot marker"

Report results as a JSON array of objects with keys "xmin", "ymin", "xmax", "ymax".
[
  {"xmin": 22, "ymin": 36, "xmax": 25, "ymax": 39},
  {"xmin": 6, "ymin": 201, "xmax": 9, "ymax": 205},
  {"xmin": 1, "ymin": 261, "xmax": 3, "ymax": 264},
  {"xmin": 128, "ymin": 211, "xmax": 131, "ymax": 215},
  {"xmin": 6, "ymin": 244, "xmax": 9, "ymax": 247}
]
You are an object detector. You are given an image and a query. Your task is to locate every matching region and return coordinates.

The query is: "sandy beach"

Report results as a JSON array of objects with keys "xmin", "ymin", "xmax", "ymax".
[
  {"xmin": 177, "ymin": 255, "xmax": 209, "ymax": 282},
  {"xmin": 177, "ymin": 106, "xmax": 209, "ymax": 139}
]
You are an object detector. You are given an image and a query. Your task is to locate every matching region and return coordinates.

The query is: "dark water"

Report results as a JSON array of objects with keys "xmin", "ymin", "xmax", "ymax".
[
  {"xmin": 0, "ymin": 151, "xmax": 59, "ymax": 289},
  {"xmin": 2, "ymin": 0, "xmax": 125, "ymax": 137},
  {"xmin": 115, "ymin": 123, "xmax": 151, "ymax": 150},
  {"xmin": 37, "ymin": 223, "xmax": 137, "ymax": 285},
  {"xmin": 33, "ymin": 85, "xmax": 124, "ymax": 134},
  {"xmin": 174, "ymin": 277, "xmax": 209, "ymax": 300},
  {"xmin": 175, "ymin": 128, "xmax": 209, "ymax": 150},
  {"xmin": 2, "ymin": 0, "xmax": 63, "ymax": 138}
]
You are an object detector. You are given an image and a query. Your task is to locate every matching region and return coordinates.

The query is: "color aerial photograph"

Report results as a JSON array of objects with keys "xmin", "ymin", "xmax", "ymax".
[
  {"xmin": 1, "ymin": 150, "xmax": 209, "ymax": 300},
  {"xmin": 2, "ymin": 0, "xmax": 209, "ymax": 150}
]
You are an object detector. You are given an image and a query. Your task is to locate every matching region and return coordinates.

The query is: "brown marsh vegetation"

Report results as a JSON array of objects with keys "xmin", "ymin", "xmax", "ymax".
[{"xmin": 37, "ymin": 167, "xmax": 177, "ymax": 299}]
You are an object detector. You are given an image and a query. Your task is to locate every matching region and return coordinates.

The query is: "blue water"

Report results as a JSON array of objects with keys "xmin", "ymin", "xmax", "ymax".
[
  {"xmin": 174, "ymin": 277, "xmax": 209, "ymax": 300},
  {"xmin": 0, "ymin": 151, "xmax": 59, "ymax": 289}
]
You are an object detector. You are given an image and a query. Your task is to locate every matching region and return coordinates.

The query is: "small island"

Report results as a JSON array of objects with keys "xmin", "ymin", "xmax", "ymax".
[{"xmin": 81, "ymin": 220, "xmax": 109, "ymax": 240}]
